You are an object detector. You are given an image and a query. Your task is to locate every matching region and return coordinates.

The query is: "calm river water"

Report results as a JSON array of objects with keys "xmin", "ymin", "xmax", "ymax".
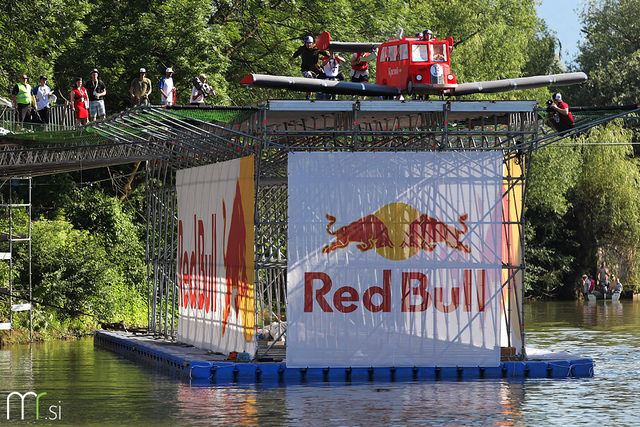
[{"xmin": 1, "ymin": 299, "xmax": 639, "ymax": 426}]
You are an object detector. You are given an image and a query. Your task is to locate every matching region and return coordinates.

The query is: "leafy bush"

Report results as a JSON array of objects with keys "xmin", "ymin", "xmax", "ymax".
[{"xmin": 11, "ymin": 217, "xmax": 146, "ymax": 330}]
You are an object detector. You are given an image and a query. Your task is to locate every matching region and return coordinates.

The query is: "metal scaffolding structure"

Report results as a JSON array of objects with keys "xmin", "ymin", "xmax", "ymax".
[
  {"xmin": 0, "ymin": 177, "xmax": 33, "ymax": 339},
  {"xmin": 1, "ymin": 100, "xmax": 638, "ymax": 356},
  {"xmin": 135, "ymin": 100, "xmax": 542, "ymax": 357}
]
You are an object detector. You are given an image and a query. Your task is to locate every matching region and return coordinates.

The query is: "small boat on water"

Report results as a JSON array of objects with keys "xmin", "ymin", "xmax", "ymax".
[{"xmin": 586, "ymin": 292, "xmax": 620, "ymax": 302}]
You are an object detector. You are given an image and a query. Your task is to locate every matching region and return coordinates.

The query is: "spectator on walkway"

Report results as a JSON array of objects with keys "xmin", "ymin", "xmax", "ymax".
[
  {"xmin": 159, "ymin": 68, "xmax": 176, "ymax": 106},
  {"xmin": 70, "ymin": 77, "xmax": 89, "ymax": 126},
  {"xmin": 11, "ymin": 74, "xmax": 33, "ymax": 128},
  {"xmin": 190, "ymin": 74, "xmax": 215, "ymax": 105},
  {"xmin": 85, "ymin": 69, "xmax": 107, "ymax": 121},
  {"xmin": 130, "ymin": 68, "xmax": 152, "ymax": 106},
  {"xmin": 32, "ymin": 75, "xmax": 56, "ymax": 125}
]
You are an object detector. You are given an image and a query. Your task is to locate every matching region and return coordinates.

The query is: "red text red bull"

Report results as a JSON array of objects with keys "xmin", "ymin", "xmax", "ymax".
[{"xmin": 304, "ymin": 269, "xmax": 486, "ymax": 313}]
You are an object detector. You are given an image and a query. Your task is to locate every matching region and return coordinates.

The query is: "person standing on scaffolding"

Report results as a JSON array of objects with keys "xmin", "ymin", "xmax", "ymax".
[
  {"xmin": 130, "ymin": 68, "xmax": 152, "ymax": 106},
  {"xmin": 32, "ymin": 75, "xmax": 56, "ymax": 125},
  {"xmin": 546, "ymin": 92, "xmax": 574, "ymax": 132},
  {"xmin": 11, "ymin": 74, "xmax": 33, "ymax": 129},
  {"xmin": 289, "ymin": 35, "xmax": 329, "ymax": 100},
  {"xmin": 85, "ymin": 69, "xmax": 107, "ymax": 121}
]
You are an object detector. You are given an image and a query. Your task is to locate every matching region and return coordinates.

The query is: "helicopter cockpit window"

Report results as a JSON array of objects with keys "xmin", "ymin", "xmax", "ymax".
[
  {"xmin": 411, "ymin": 44, "xmax": 429, "ymax": 62},
  {"xmin": 387, "ymin": 45, "xmax": 397, "ymax": 62},
  {"xmin": 381, "ymin": 44, "xmax": 408, "ymax": 62},
  {"xmin": 379, "ymin": 46, "xmax": 388, "ymax": 62},
  {"xmin": 430, "ymin": 44, "xmax": 446, "ymax": 62},
  {"xmin": 380, "ymin": 45, "xmax": 394, "ymax": 62},
  {"xmin": 398, "ymin": 43, "xmax": 409, "ymax": 61}
]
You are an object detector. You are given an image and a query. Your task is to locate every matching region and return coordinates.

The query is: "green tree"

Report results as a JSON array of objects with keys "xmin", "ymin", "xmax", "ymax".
[
  {"xmin": 573, "ymin": 0, "xmax": 640, "ymax": 105},
  {"xmin": 568, "ymin": 121, "xmax": 640, "ymax": 289},
  {"xmin": 0, "ymin": 0, "xmax": 88, "ymax": 97},
  {"xmin": 525, "ymin": 121, "xmax": 640, "ymax": 298},
  {"xmin": 525, "ymin": 143, "xmax": 582, "ymax": 298},
  {"xmin": 14, "ymin": 218, "xmax": 145, "ymax": 326},
  {"xmin": 55, "ymin": 0, "xmax": 230, "ymax": 110},
  {"xmin": 61, "ymin": 187, "xmax": 147, "ymax": 293}
]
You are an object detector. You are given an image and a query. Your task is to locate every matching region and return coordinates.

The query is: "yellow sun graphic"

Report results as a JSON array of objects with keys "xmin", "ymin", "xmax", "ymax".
[{"xmin": 374, "ymin": 202, "xmax": 420, "ymax": 260}]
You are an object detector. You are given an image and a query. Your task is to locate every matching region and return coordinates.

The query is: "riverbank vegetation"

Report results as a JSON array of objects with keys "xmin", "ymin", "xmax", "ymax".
[
  {"xmin": 1, "ymin": 167, "xmax": 147, "ymax": 343},
  {"xmin": 2, "ymin": 0, "xmax": 640, "ymax": 341}
]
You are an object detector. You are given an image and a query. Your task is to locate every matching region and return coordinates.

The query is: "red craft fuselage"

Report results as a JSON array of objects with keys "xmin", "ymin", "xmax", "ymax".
[{"xmin": 375, "ymin": 36, "xmax": 457, "ymax": 95}]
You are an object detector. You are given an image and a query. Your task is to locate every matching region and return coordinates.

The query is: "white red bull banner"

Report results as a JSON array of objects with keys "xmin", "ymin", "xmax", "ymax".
[
  {"xmin": 176, "ymin": 156, "xmax": 256, "ymax": 355},
  {"xmin": 287, "ymin": 152, "xmax": 503, "ymax": 367}
]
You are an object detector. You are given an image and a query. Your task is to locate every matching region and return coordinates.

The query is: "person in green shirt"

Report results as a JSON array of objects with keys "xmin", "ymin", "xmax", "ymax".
[{"xmin": 129, "ymin": 68, "xmax": 152, "ymax": 106}]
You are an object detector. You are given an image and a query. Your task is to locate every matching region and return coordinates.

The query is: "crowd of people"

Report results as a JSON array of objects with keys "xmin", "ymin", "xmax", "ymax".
[
  {"xmin": 9, "ymin": 67, "xmax": 216, "ymax": 128},
  {"xmin": 581, "ymin": 261, "xmax": 624, "ymax": 298}
]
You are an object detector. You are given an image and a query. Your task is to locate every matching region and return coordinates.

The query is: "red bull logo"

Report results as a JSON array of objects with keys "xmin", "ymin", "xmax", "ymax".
[
  {"xmin": 401, "ymin": 213, "xmax": 471, "ymax": 253},
  {"xmin": 177, "ymin": 156, "xmax": 255, "ymax": 344},
  {"xmin": 322, "ymin": 203, "xmax": 471, "ymax": 260},
  {"xmin": 322, "ymin": 214, "xmax": 393, "ymax": 254}
]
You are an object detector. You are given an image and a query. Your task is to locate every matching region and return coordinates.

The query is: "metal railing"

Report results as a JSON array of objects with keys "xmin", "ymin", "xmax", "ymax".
[{"xmin": 0, "ymin": 104, "xmax": 76, "ymax": 133}]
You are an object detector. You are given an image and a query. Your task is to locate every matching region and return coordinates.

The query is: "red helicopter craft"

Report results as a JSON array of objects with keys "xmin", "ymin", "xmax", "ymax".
[{"xmin": 240, "ymin": 31, "xmax": 587, "ymax": 98}]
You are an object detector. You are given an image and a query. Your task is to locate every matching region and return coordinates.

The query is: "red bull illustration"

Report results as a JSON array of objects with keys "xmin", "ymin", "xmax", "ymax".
[
  {"xmin": 222, "ymin": 179, "xmax": 254, "ymax": 341},
  {"xmin": 323, "ymin": 203, "xmax": 471, "ymax": 259},
  {"xmin": 401, "ymin": 213, "xmax": 471, "ymax": 253},
  {"xmin": 322, "ymin": 214, "xmax": 393, "ymax": 254}
]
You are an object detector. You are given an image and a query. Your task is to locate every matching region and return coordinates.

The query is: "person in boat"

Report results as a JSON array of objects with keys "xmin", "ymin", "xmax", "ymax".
[
  {"xmin": 608, "ymin": 274, "xmax": 622, "ymax": 294},
  {"xmin": 613, "ymin": 277, "xmax": 623, "ymax": 294},
  {"xmin": 581, "ymin": 274, "xmax": 593, "ymax": 296},
  {"xmin": 608, "ymin": 274, "xmax": 615, "ymax": 294},
  {"xmin": 597, "ymin": 261, "xmax": 610, "ymax": 294}
]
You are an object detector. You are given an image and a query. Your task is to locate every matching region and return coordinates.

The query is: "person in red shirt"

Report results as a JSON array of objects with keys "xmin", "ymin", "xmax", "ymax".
[
  {"xmin": 547, "ymin": 92, "xmax": 574, "ymax": 132},
  {"xmin": 350, "ymin": 52, "xmax": 370, "ymax": 83},
  {"xmin": 70, "ymin": 77, "xmax": 89, "ymax": 126}
]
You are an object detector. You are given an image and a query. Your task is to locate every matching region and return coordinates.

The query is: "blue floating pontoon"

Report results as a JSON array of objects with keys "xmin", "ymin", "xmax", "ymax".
[{"xmin": 94, "ymin": 331, "xmax": 594, "ymax": 382}]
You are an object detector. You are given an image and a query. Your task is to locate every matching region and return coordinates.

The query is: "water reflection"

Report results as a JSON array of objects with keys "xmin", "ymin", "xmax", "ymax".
[
  {"xmin": 280, "ymin": 381, "xmax": 527, "ymax": 426},
  {"xmin": 527, "ymin": 299, "xmax": 638, "ymax": 333},
  {"xmin": 176, "ymin": 383, "xmax": 261, "ymax": 425},
  {"xmin": 1, "ymin": 300, "xmax": 640, "ymax": 425}
]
